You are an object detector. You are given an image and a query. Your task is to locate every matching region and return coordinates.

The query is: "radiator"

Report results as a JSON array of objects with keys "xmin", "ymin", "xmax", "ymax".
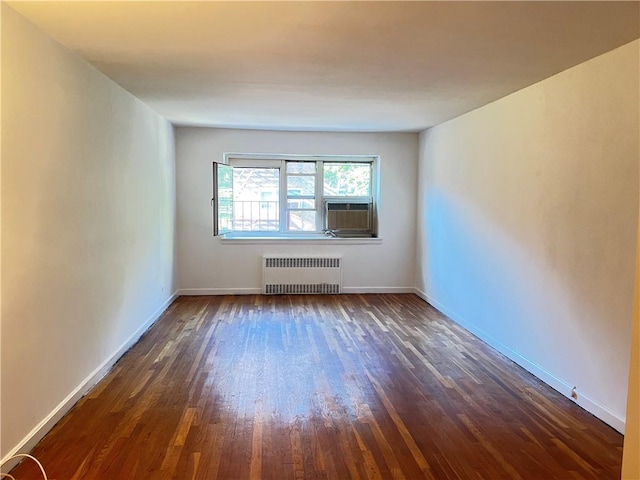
[{"xmin": 262, "ymin": 256, "xmax": 343, "ymax": 294}]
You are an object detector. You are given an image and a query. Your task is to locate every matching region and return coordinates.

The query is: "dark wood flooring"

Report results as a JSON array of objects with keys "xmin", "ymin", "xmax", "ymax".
[{"xmin": 10, "ymin": 294, "xmax": 623, "ymax": 479}]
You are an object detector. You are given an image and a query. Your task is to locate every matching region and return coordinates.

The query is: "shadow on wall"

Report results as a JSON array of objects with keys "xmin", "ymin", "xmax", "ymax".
[{"xmin": 1, "ymin": 96, "xmax": 176, "ymax": 461}]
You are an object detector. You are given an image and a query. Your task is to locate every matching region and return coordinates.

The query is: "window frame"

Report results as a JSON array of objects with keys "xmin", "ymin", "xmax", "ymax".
[{"xmin": 214, "ymin": 153, "xmax": 379, "ymax": 238}]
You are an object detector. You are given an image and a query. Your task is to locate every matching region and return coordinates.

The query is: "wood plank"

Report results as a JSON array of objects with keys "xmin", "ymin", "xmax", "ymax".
[{"xmin": 10, "ymin": 294, "xmax": 624, "ymax": 479}]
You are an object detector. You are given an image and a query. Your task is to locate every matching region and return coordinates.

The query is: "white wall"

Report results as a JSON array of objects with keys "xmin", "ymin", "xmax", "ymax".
[
  {"xmin": 176, "ymin": 128, "xmax": 417, "ymax": 294},
  {"xmin": 416, "ymin": 40, "xmax": 639, "ymax": 431},
  {"xmin": 1, "ymin": 5, "xmax": 177, "ymax": 464}
]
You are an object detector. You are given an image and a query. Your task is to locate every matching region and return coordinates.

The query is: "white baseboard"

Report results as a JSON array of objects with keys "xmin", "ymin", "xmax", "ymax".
[
  {"xmin": 413, "ymin": 288, "xmax": 625, "ymax": 434},
  {"xmin": 342, "ymin": 286, "xmax": 416, "ymax": 294},
  {"xmin": 0, "ymin": 292, "xmax": 179, "ymax": 473},
  {"xmin": 178, "ymin": 288, "xmax": 261, "ymax": 295},
  {"xmin": 179, "ymin": 287, "xmax": 415, "ymax": 296}
]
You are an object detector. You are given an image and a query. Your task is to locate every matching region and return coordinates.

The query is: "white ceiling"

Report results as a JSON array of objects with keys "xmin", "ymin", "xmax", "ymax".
[{"xmin": 8, "ymin": 1, "xmax": 640, "ymax": 132}]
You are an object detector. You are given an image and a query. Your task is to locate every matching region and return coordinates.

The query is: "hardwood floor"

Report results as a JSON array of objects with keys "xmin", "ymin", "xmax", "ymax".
[{"xmin": 10, "ymin": 294, "xmax": 623, "ymax": 479}]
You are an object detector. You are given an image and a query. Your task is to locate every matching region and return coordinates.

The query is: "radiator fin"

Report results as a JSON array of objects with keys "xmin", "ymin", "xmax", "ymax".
[
  {"xmin": 265, "ymin": 257, "xmax": 341, "ymax": 269},
  {"xmin": 265, "ymin": 283, "xmax": 340, "ymax": 295}
]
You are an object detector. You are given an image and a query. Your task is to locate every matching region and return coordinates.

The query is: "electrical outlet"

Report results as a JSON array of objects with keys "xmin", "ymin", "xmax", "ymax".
[{"xmin": 570, "ymin": 386, "xmax": 578, "ymax": 400}]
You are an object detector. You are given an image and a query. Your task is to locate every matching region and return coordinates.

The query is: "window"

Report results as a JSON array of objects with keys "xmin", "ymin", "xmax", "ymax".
[
  {"xmin": 232, "ymin": 166, "xmax": 280, "ymax": 232},
  {"xmin": 213, "ymin": 155, "xmax": 377, "ymax": 237},
  {"xmin": 286, "ymin": 162, "xmax": 317, "ymax": 232}
]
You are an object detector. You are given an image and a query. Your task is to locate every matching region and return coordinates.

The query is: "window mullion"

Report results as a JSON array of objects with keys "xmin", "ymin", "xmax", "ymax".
[
  {"xmin": 316, "ymin": 160, "xmax": 323, "ymax": 231},
  {"xmin": 280, "ymin": 161, "xmax": 287, "ymax": 233}
]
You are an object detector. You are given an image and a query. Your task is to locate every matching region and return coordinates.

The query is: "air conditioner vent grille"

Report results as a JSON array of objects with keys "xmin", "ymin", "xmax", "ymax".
[
  {"xmin": 325, "ymin": 201, "xmax": 372, "ymax": 233},
  {"xmin": 327, "ymin": 203, "xmax": 370, "ymax": 211}
]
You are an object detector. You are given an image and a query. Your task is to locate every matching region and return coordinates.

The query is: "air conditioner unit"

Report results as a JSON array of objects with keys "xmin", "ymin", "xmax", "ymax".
[{"xmin": 325, "ymin": 201, "xmax": 374, "ymax": 236}]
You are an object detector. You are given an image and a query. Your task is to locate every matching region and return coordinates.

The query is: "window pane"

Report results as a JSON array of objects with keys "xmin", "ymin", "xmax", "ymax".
[
  {"xmin": 288, "ymin": 210, "xmax": 317, "ymax": 231},
  {"xmin": 287, "ymin": 175, "xmax": 315, "ymax": 196},
  {"xmin": 287, "ymin": 199, "xmax": 315, "ymax": 209},
  {"xmin": 233, "ymin": 167, "xmax": 279, "ymax": 231},
  {"xmin": 215, "ymin": 164, "xmax": 233, "ymax": 235},
  {"xmin": 323, "ymin": 163, "xmax": 371, "ymax": 196},
  {"xmin": 286, "ymin": 162, "xmax": 316, "ymax": 174}
]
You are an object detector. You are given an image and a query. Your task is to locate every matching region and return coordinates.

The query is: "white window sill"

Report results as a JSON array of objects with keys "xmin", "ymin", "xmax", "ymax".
[{"xmin": 219, "ymin": 234, "xmax": 382, "ymax": 245}]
